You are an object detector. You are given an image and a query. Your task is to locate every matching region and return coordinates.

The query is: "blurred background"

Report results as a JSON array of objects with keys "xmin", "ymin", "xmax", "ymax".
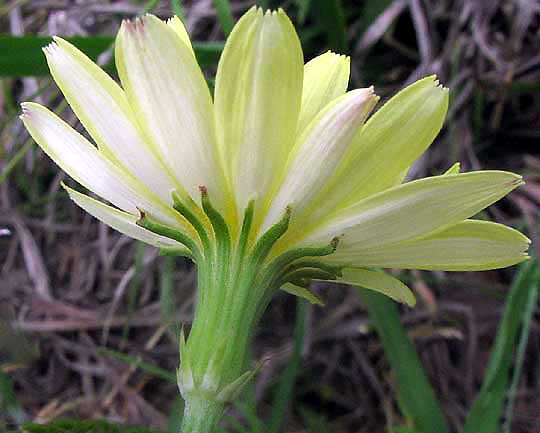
[{"xmin": 1, "ymin": 1, "xmax": 540, "ymax": 432}]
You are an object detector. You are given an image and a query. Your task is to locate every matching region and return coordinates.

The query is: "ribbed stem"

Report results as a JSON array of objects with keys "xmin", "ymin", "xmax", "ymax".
[
  {"xmin": 142, "ymin": 195, "xmax": 339, "ymax": 433},
  {"xmin": 179, "ymin": 394, "xmax": 224, "ymax": 433}
]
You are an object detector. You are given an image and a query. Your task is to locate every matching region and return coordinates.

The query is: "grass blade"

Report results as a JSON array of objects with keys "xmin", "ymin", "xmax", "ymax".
[
  {"xmin": 462, "ymin": 260, "xmax": 540, "ymax": 433},
  {"xmin": 213, "ymin": 0, "xmax": 234, "ymax": 36},
  {"xmin": 0, "ymin": 36, "xmax": 224, "ymax": 77},
  {"xmin": 0, "ymin": 36, "xmax": 113, "ymax": 76},
  {"xmin": 0, "ymin": 371, "xmax": 26, "ymax": 426},
  {"xmin": 267, "ymin": 298, "xmax": 307, "ymax": 433},
  {"xmin": 310, "ymin": 0, "xmax": 347, "ymax": 52},
  {"xmin": 171, "ymin": 0, "xmax": 185, "ymax": 19},
  {"xmin": 357, "ymin": 288, "xmax": 450, "ymax": 433},
  {"xmin": 502, "ymin": 265, "xmax": 538, "ymax": 433},
  {"xmin": 99, "ymin": 348, "xmax": 176, "ymax": 384},
  {"xmin": 294, "ymin": 0, "xmax": 313, "ymax": 24}
]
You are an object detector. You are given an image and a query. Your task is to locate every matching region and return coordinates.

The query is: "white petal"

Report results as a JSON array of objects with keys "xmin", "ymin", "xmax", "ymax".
[
  {"xmin": 20, "ymin": 102, "xmax": 181, "ymax": 227},
  {"xmin": 307, "ymin": 171, "xmax": 523, "ymax": 249},
  {"xmin": 320, "ymin": 269, "xmax": 415, "ymax": 306},
  {"xmin": 44, "ymin": 38, "xmax": 178, "ymax": 205},
  {"xmin": 65, "ymin": 185, "xmax": 187, "ymax": 250},
  {"xmin": 263, "ymin": 88, "xmax": 377, "ymax": 231},
  {"xmin": 298, "ymin": 51, "xmax": 350, "ymax": 135},
  {"xmin": 214, "ymin": 8, "xmax": 304, "ymax": 215},
  {"xmin": 331, "ymin": 220, "xmax": 530, "ymax": 271},
  {"xmin": 167, "ymin": 16, "xmax": 195, "ymax": 57},
  {"xmin": 302, "ymin": 77, "xmax": 449, "ymax": 229},
  {"xmin": 115, "ymin": 14, "xmax": 226, "ymax": 208}
]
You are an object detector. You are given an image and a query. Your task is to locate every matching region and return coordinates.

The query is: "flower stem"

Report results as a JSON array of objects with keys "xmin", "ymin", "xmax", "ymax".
[{"xmin": 179, "ymin": 393, "xmax": 224, "ymax": 433}]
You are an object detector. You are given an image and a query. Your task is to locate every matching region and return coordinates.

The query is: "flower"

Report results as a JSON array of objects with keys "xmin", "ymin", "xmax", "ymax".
[
  {"xmin": 20, "ymin": 8, "xmax": 529, "ymax": 307},
  {"xmin": 20, "ymin": 7, "xmax": 530, "ymax": 425}
]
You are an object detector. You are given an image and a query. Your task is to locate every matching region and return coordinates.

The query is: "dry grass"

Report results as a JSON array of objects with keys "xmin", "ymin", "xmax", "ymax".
[{"xmin": 1, "ymin": 1, "xmax": 540, "ymax": 432}]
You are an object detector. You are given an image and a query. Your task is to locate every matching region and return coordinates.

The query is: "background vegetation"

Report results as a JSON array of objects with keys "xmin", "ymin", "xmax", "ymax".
[{"xmin": 1, "ymin": 1, "xmax": 539, "ymax": 432}]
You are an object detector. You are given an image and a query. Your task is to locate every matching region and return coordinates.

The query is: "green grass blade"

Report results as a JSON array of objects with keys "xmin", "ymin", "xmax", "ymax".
[
  {"xmin": 160, "ymin": 256, "xmax": 177, "ymax": 328},
  {"xmin": 0, "ymin": 36, "xmax": 224, "ymax": 77},
  {"xmin": 98, "ymin": 348, "xmax": 176, "ymax": 384},
  {"xmin": 267, "ymin": 298, "xmax": 306, "ymax": 433},
  {"xmin": 213, "ymin": 0, "xmax": 234, "ymax": 36},
  {"xmin": 170, "ymin": 0, "xmax": 185, "ymax": 19},
  {"xmin": 142, "ymin": 0, "xmax": 161, "ymax": 14},
  {"xmin": 0, "ymin": 371, "xmax": 26, "ymax": 426},
  {"xmin": 502, "ymin": 266, "xmax": 538, "ymax": 433},
  {"xmin": 357, "ymin": 289, "xmax": 450, "ymax": 433},
  {"xmin": 294, "ymin": 0, "xmax": 313, "ymax": 24},
  {"xmin": 167, "ymin": 395, "xmax": 185, "ymax": 433},
  {"xmin": 462, "ymin": 260, "xmax": 540, "ymax": 433},
  {"xmin": 0, "ymin": 36, "xmax": 113, "ymax": 76},
  {"xmin": 15, "ymin": 419, "xmax": 168, "ymax": 433},
  {"xmin": 310, "ymin": 0, "xmax": 347, "ymax": 53}
]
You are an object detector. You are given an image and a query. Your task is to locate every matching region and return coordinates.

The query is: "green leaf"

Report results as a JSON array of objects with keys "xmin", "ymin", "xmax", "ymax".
[
  {"xmin": 267, "ymin": 298, "xmax": 306, "ymax": 433},
  {"xmin": 462, "ymin": 260, "xmax": 540, "ymax": 433},
  {"xmin": 357, "ymin": 289, "xmax": 450, "ymax": 433},
  {"xmin": 0, "ymin": 36, "xmax": 224, "ymax": 77}
]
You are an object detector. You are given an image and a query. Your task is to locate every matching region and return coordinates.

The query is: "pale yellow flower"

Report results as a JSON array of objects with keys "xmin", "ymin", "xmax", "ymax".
[{"xmin": 21, "ymin": 8, "xmax": 529, "ymax": 311}]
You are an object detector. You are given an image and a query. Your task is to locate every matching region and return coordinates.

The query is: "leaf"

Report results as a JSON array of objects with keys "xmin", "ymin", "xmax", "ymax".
[
  {"xmin": 357, "ymin": 289, "xmax": 450, "ymax": 433},
  {"xmin": 0, "ymin": 36, "xmax": 224, "ymax": 77},
  {"xmin": 462, "ymin": 260, "xmax": 539, "ymax": 433}
]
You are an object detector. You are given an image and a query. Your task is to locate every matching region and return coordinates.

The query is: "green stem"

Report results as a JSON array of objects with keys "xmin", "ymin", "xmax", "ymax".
[
  {"xmin": 179, "ymin": 394, "xmax": 224, "ymax": 433},
  {"xmin": 145, "ymin": 197, "xmax": 338, "ymax": 433}
]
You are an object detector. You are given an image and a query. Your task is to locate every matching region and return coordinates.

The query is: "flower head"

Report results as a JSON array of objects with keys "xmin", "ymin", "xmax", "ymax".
[{"xmin": 21, "ymin": 7, "xmax": 529, "ymax": 311}]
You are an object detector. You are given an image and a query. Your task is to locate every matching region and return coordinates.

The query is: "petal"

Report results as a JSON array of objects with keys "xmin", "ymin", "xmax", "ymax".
[
  {"xmin": 307, "ymin": 171, "xmax": 523, "ymax": 249},
  {"xmin": 214, "ymin": 7, "xmax": 304, "ymax": 215},
  {"xmin": 298, "ymin": 51, "xmax": 350, "ymax": 135},
  {"xmin": 20, "ymin": 103, "xmax": 181, "ymax": 227},
  {"xmin": 44, "ymin": 38, "xmax": 177, "ymax": 205},
  {"xmin": 322, "ymin": 269, "xmax": 415, "ymax": 306},
  {"xmin": 65, "ymin": 185, "xmax": 187, "ymax": 250},
  {"xmin": 115, "ymin": 14, "xmax": 226, "ymax": 208},
  {"xmin": 167, "ymin": 16, "xmax": 195, "ymax": 57},
  {"xmin": 332, "ymin": 220, "xmax": 530, "ymax": 271},
  {"xmin": 307, "ymin": 76, "xmax": 449, "ymax": 224},
  {"xmin": 263, "ymin": 88, "xmax": 378, "ymax": 231},
  {"xmin": 281, "ymin": 282, "xmax": 324, "ymax": 305},
  {"xmin": 444, "ymin": 162, "xmax": 461, "ymax": 175}
]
